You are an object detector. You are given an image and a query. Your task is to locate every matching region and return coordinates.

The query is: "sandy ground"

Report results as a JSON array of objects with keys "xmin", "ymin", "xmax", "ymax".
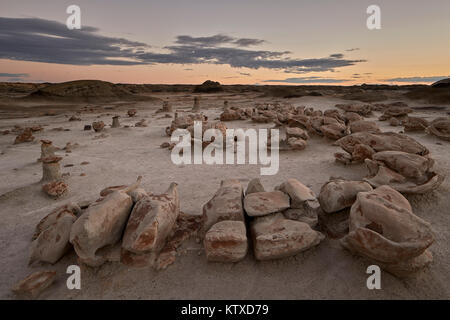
[{"xmin": 0, "ymin": 92, "xmax": 449, "ymax": 299}]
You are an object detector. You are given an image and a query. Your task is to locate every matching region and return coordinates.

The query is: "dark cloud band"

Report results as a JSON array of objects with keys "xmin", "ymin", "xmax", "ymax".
[{"xmin": 0, "ymin": 17, "xmax": 365, "ymax": 74}]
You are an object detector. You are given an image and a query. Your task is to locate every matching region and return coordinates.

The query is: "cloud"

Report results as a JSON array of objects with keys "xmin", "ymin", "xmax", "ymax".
[
  {"xmin": 346, "ymin": 48, "xmax": 360, "ymax": 52},
  {"xmin": 0, "ymin": 17, "xmax": 365, "ymax": 74},
  {"xmin": 262, "ymin": 77, "xmax": 350, "ymax": 84},
  {"xmin": 0, "ymin": 17, "xmax": 149, "ymax": 66},
  {"xmin": 239, "ymin": 72, "xmax": 251, "ymax": 76},
  {"xmin": 0, "ymin": 73, "xmax": 29, "ymax": 78},
  {"xmin": 383, "ymin": 76, "xmax": 450, "ymax": 83},
  {"xmin": 175, "ymin": 34, "xmax": 265, "ymax": 47}
]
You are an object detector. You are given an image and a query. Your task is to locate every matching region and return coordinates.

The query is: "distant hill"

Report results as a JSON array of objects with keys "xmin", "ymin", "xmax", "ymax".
[
  {"xmin": 431, "ymin": 78, "xmax": 450, "ymax": 88},
  {"xmin": 24, "ymin": 80, "xmax": 158, "ymax": 102},
  {"xmin": 405, "ymin": 78, "xmax": 450, "ymax": 104}
]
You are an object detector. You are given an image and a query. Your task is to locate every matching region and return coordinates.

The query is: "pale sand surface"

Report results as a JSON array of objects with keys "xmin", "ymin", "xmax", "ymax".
[{"xmin": 0, "ymin": 93, "xmax": 449, "ymax": 299}]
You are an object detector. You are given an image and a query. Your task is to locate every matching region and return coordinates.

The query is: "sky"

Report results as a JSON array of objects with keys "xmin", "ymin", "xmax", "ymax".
[{"xmin": 0, "ymin": 0, "xmax": 449, "ymax": 85}]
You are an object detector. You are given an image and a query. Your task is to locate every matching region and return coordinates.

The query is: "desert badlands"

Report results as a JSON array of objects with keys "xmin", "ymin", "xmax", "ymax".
[{"xmin": 0, "ymin": 80, "xmax": 449, "ymax": 299}]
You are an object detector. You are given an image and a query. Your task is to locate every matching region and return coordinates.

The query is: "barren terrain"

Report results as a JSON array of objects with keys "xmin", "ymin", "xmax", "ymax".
[{"xmin": 0, "ymin": 83, "xmax": 449, "ymax": 299}]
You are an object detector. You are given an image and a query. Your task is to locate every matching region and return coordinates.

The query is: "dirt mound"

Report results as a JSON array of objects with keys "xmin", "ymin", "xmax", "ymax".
[
  {"xmin": 24, "ymin": 80, "xmax": 156, "ymax": 102},
  {"xmin": 405, "ymin": 84, "xmax": 450, "ymax": 104},
  {"xmin": 193, "ymin": 80, "xmax": 223, "ymax": 93},
  {"xmin": 341, "ymin": 89, "xmax": 388, "ymax": 102},
  {"xmin": 431, "ymin": 78, "xmax": 450, "ymax": 88}
]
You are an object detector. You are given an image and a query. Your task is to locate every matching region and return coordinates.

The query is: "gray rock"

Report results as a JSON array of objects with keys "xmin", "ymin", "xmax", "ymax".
[
  {"xmin": 245, "ymin": 178, "xmax": 265, "ymax": 195},
  {"xmin": 244, "ymin": 191, "xmax": 290, "ymax": 217},
  {"xmin": 277, "ymin": 178, "xmax": 316, "ymax": 208},
  {"xmin": 251, "ymin": 213, "xmax": 324, "ymax": 260},
  {"xmin": 201, "ymin": 179, "xmax": 244, "ymax": 234},
  {"xmin": 204, "ymin": 220, "xmax": 248, "ymax": 262},
  {"xmin": 318, "ymin": 179, "xmax": 373, "ymax": 213}
]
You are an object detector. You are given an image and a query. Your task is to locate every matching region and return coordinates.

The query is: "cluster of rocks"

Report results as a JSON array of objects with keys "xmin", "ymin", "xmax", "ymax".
[
  {"xmin": 165, "ymin": 112, "xmax": 207, "ymax": 136},
  {"xmin": 202, "ymin": 178, "xmax": 324, "ymax": 262},
  {"xmin": 28, "ymin": 176, "xmax": 201, "ymax": 270},
  {"xmin": 341, "ymin": 185, "xmax": 435, "ymax": 277},
  {"xmin": 219, "ymin": 101, "xmax": 254, "ymax": 121},
  {"xmin": 12, "ymin": 125, "xmax": 44, "ymax": 144},
  {"xmin": 317, "ymin": 179, "xmax": 435, "ymax": 277},
  {"xmin": 15, "ymin": 171, "xmax": 442, "ymax": 298},
  {"xmin": 334, "ymin": 132, "xmax": 444, "ymax": 194}
]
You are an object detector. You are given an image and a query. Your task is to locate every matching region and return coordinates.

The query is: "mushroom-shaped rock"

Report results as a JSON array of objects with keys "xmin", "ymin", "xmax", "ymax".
[
  {"xmin": 341, "ymin": 185, "xmax": 434, "ymax": 263},
  {"xmin": 69, "ymin": 177, "xmax": 142, "ymax": 266},
  {"xmin": 251, "ymin": 213, "xmax": 324, "ymax": 260},
  {"xmin": 244, "ymin": 191, "xmax": 290, "ymax": 217},
  {"xmin": 39, "ymin": 140, "xmax": 58, "ymax": 161},
  {"xmin": 111, "ymin": 116, "xmax": 120, "ymax": 128},
  {"xmin": 29, "ymin": 203, "xmax": 80, "ymax": 264},
  {"xmin": 318, "ymin": 179, "xmax": 373, "ymax": 213},
  {"xmin": 201, "ymin": 179, "xmax": 244, "ymax": 234},
  {"xmin": 122, "ymin": 182, "xmax": 180, "ymax": 254},
  {"xmin": 41, "ymin": 156, "xmax": 63, "ymax": 182},
  {"xmin": 204, "ymin": 220, "xmax": 248, "ymax": 262}
]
